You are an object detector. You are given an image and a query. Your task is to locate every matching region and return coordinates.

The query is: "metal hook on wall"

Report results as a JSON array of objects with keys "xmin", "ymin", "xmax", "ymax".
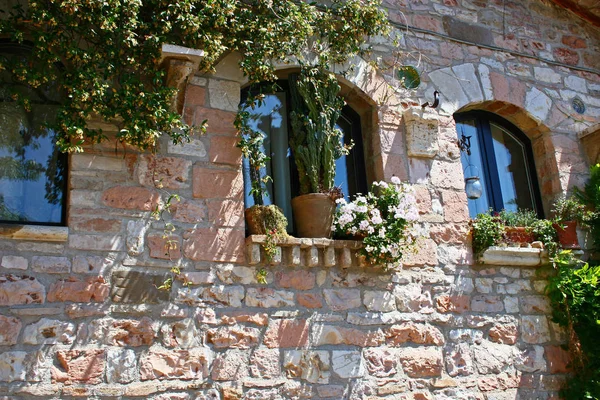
[{"xmin": 421, "ymin": 90, "xmax": 440, "ymax": 109}]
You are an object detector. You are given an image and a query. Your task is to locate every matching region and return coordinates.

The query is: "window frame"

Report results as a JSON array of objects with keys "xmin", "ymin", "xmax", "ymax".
[
  {"xmin": 0, "ymin": 40, "xmax": 69, "ymax": 227},
  {"xmin": 455, "ymin": 111, "xmax": 544, "ymax": 217},
  {"xmin": 240, "ymin": 79, "xmax": 368, "ymax": 233}
]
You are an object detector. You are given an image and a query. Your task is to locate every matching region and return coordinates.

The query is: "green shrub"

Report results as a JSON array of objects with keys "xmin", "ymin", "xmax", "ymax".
[{"xmin": 546, "ymin": 254, "xmax": 600, "ymax": 399}]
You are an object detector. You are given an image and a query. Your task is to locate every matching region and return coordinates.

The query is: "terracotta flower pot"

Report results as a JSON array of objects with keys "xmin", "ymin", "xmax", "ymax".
[
  {"xmin": 291, "ymin": 193, "xmax": 336, "ymax": 238},
  {"xmin": 504, "ymin": 227, "xmax": 535, "ymax": 245},
  {"xmin": 553, "ymin": 221, "xmax": 580, "ymax": 249}
]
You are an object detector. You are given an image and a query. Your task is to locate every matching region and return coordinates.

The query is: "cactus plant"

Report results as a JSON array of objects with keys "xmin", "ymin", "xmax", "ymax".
[{"xmin": 289, "ymin": 67, "xmax": 351, "ymax": 194}]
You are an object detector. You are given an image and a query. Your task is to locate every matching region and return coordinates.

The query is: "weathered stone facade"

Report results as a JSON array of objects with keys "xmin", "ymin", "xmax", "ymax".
[{"xmin": 0, "ymin": 0, "xmax": 599, "ymax": 399}]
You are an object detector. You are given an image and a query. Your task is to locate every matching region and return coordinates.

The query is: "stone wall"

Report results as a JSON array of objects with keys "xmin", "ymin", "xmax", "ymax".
[{"xmin": 0, "ymin": 0, "xmax": 599, "ymax": 399}]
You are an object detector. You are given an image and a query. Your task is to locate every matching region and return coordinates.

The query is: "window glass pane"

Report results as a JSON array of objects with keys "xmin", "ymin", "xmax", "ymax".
[
  {"xmin": 241, "ymin": 92, "xmax": 294, "ymax": 232},
  {"xmin": 490, "ymin": 122, "xmax": 535, "ymax": 212},
  {"xmin": 334, "ymin": 121, "xmax": 350, "ymax": 199},
  {"xmin": 457, "ymin": 120, "xmax": 491, "ymax": 218},
  {"xmin": 0, "ymin": 103, "xmax": 65, "ymax": 223}
]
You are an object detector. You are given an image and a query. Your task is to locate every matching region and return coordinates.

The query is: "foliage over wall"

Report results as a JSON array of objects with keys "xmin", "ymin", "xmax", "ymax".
[{"xmin": 0, "ymin": 0, "xmax": 389, "ymax": 152}]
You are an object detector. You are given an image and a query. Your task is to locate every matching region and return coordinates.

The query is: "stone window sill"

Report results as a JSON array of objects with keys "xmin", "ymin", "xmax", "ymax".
[
  {"xmin": 479, "ymin": 246, "xmax": 585, "ymax": 267},
  {"xmin": 246, "ymin": 235, "xmax": 370, "ymax": 268},
  {"xmin": 0, "ymin": 224, "xmax": 68, "ymax": 242}
]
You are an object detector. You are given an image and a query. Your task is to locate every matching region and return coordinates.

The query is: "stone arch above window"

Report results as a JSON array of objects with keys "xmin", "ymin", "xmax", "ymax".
[
  {"xmin": 454, "ymin": 110, "xmax": 544, "ymax": 218},
  {"xmin": 426, "ymin": 62, "xmax": 591, "ymax": 213},
  {"xmin": 210, "ymin": 53, "xmax": 408, "ymax": 184}
]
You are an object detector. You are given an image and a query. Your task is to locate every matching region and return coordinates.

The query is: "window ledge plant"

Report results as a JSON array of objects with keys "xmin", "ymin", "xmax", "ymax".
[
  {"xmin": 333, "ymin": 177, "xmax": 419, "ymax": 266},
  {"xmin": 471, "ymin": 209, "xmax": 559, "ymax": 259}
]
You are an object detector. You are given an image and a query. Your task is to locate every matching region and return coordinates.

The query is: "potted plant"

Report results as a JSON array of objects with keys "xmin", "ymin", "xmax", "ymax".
[
  {"xmin": 498, "ymin": 209, "xmax": 538, "ymax": 245},
  {"xmin": 288, "ymin": 67, "xmax": 350, "ymax": 238},
  {"xmin": 333, "ymin": 177, "xmax": 419, "ymax": 265},
  {"xmin": 236, "ymin": 105, "xmax": 288, "ymax": 244},
  {"xmin": 471, "ymin": 212, "xmax": 504, "ymax": 257},
  {"xmin": 551, "ymin": 194, "xmax": 588, "ymax": 249}
]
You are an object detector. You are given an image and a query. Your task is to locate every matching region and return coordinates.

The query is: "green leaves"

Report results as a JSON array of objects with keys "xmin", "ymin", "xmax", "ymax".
[
  {"xmin": 546, "ymin": 257, "xmax": 600, "ymax": 399},
  {"xmin": 1, "ymin": 0, "xmax": 389, "ymax": 152}
]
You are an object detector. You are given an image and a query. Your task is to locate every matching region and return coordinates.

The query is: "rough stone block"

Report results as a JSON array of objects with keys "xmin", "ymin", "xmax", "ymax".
[
  {"xmin": 176, "ymin": 285, "xmax": 244, "ymax": 307},
  {"xmin": 363, "ymin": 348, "xmax": 398, "ymax": 377},
  {"xmin": 276, "ymin": 270, "xmax": 315, "ymax": 291},
  {"xmin": 171, "ymin": 198, "xmax": 207, "ymax": 223},
  {"xmin": 207, "ymin": 326, "xmax": 260, "ymax": 349},
  {"xmin": 521, "ymin": 316, "xmax": 551, "ymax": 344},
  {"xmin": 207, "ymin": 199, "xmax": 244, "ymax": 228},
  {"xmin": 47, "ymin": 276, "xmax": 109, "ymax": 303},
  {"xmin": 489, "ymin": 323, "xmax": 518, "ymax": 345},
  {"xmin": 102, "ymin": 186, "xmax": 160, "ymax": 211},
  {"xmin": 395, "ymin": 283, "xmax": 434, "ymax": 313},
  {"xmin": 323, "ymin": 289, "xmax": 362, "ymax": 311},
  {"xmin": 1, "ymin": 256, "xmax": 27, "ymax": 270},
  {"xmin": 106, "ymin": 349, "xmax": 137, "ymax": 383},
  {"xmin": 385, "ymin": 323, "xmax": 444, "ymax": 346},
  {"xmin": 250, "ymin": 348, "xmax": 281, "ymax": 379},
  {"xmin": 471, "ymin": 295, "xmax": 504, "ymax": 313},
  {"xmin": 126, "ymin": 220, "xmax": 149, "ymax": 256},
  {"xmin": 0, "ymin": 351, "xmax": 43, "ymax": 382},
  {"xmin": 147, "ymin": 234, "xmax": 182, "ymax": 260},
  {"xmin": 52, "ymin": 350, "xmax": 105, "ymax": 385},
  {"xmin": 313, "ymin": 325, "xmax": 384, "ymax": 347},
  {"xmin": 192, "ymin": 167, "xmax": 243, "ymax": 199},
  {"xmin": 137, "ymin": 155, "xmax": 191, "ymax": 190},
  {"xmin": 209, "ymin": 136, "xmax": 242, "ymax": 165},
  {"xmin": 283, "ymin": 350, "xmax": 330, "ymax": 384},
  {"xmin": 72, "ymin": 255, "xmax": 112, "ymax": 274},
  {"xmin": 139, "ymin": 348, "xmax": 211, "ymax": 380},
  {"xmin": 331, "ymin": 350, "xmax": 364, "ymax": 379},
  {"xmin": 211, "ymin": 350, "xmax": 250, "ymax": 381},
  {"xmin": 31, "ymin": 256, "xmax": 70, "ymax": 274},
  {"xmin": 297, "ymin": 293, "xmax": 323, "ymax": 309},
  {"xmin": 264, "ymin": 319, "xmax": 309, "ymax": 348},
  {"xmin": 473, "ymin": 341, "xmax": 513, "ymax": 374},
  {"xmin": 183, "ymin": 228, "xmax": 245, "ymax": 263},
  {"xmin": 0, "ymin": 315, "xmax": 21, "ymax": 345},
  {"xmin": 208, "ymin": 79, "xmax": 241, "ymax": 111},
  {"xmin": 364, "ymin": 290, "xmax": 397, "ymax": 312},
  {"xmin": 69, "ymin": 216, "xmax": 122, "ymax": 233},
  {"xmin": 0, "ymin": 275, "xmax": 45, "ymax": 305},
  {"xmin": 245, "ymin": 288, "xmax": 294, "ymax": 308}
]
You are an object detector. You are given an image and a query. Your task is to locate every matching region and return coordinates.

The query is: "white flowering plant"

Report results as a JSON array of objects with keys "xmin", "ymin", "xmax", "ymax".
[{"xmin": 333, "ymin": 177, "xmax": 419, "ymax": 265}]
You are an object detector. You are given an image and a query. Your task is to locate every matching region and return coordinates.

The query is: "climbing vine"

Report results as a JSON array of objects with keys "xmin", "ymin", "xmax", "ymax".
[{"xmin": 0, "ymin": 0, "xmax": 389, "ymax": 152}]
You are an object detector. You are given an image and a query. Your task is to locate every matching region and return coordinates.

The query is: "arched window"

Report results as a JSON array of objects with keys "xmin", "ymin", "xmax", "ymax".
[
  {"xmin": 0, "ymin": 42, "xmax": 68, "ymax": 225},
  {"xmin": 241, "ymin": 80, "xmax": 367, "ymax": 233},
  {"xmin": 455, "ymin": 111, "xmax": 542, "ymax": 218}
]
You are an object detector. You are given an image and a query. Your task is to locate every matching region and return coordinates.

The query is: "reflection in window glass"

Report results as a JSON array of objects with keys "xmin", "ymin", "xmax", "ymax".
[
  {"xmin": 491, "ymin": 122, "xmax": 534, "ymax": 212},
  {"xmin": 241, "ymin": 92, "xmax": 294, "ymax": 231},
  {"xmin": 457, "ymin": 119, "xmax": 491, "ymax": 218},
  {"xmin": 0, "ymin": 44, "xmax": 67, "ymax": 225}
]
